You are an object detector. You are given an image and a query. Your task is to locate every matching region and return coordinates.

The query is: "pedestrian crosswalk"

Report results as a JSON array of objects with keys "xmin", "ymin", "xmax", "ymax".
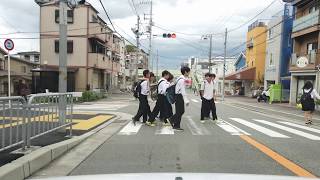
[
  {"xmin": 74, "ymin": 102, "xmax": 129, "ymax": 111},
  {"xmin": 117, "ymin": 117, "xmax": 320, "ymax": 141},
  {"xmin": 190, "ymin": 98, "xmax": 220, "ymax": 104}
]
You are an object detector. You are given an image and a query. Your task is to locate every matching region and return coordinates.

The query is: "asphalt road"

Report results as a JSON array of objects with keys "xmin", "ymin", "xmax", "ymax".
[{"xmin": 69, "ymin": 93, "xmax": 320, "ymax": 178}]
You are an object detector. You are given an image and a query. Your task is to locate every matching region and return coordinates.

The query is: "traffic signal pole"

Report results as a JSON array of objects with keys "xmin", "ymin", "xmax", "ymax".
[{"xmin": 148, "ymin": 0, "xmax": 153, "ymax": 71}]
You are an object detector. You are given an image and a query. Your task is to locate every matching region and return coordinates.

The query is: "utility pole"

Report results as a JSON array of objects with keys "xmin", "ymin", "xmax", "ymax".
[
  {"xmin": 59, "ymin": 0, "xmax": 68, "ymax": 93},
  {"xmin": 222, "ymin": 28, "xmax": 228, "ymax": 101},
  {"xmin": 208, "ymin": 34, "xmax": 212, "ymax": 73},
  {"xmin": 135, "ymin": 16, "xmax": 141, "ymax": 81},
  {"xmin": 148, "ymin": 0, "xmax": 153, "ymax": 72},
  {"xmin": 156, "ymin": 50, "xmax": 159, "ymax": 80}
]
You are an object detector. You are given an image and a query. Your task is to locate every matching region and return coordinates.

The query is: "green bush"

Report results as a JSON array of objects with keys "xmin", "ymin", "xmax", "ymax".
[
  {"xmin": 79, "ymin": 91, "xmax": 106, "ymax": 102},
  {"xmin": 316, "ymin": 100, "xmax": 320, "ymax": 105}
]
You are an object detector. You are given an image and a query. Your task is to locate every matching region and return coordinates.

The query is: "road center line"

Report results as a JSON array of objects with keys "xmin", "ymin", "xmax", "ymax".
[{"xmin": 240, "ymin": 135, "xmax": 316, "ymax": 178}]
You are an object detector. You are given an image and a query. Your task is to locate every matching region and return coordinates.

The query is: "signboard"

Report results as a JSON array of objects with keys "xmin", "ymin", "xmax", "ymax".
[
  {"xmin": 4, "ymin": 39, "xmax": 14, "ymax": 51},
  {"xmin": 296, "ymin": 56, "xmax": 309, "ymax": 68}
]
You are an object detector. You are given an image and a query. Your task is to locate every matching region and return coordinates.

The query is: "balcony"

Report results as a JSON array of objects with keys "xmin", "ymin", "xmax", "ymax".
[
  {"xmin": 88, "ymin": 53, "xmax": 109, "ymax": 69},
  {"xmin": 292, "ymin": 9, "xmax": 319, "ymax": 33},
  {"xmin": 89, "ymin": 23, "xmax": 107, "ymax": 43},
  {"xmin": 290, "ymin": 50, "xmax": 320, "ymax": 70}
]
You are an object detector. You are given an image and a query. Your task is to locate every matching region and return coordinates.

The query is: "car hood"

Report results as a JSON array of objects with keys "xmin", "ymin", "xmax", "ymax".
[{"xmin": 32, "ymin": 173, "xmax": 318, "ymax": 180}]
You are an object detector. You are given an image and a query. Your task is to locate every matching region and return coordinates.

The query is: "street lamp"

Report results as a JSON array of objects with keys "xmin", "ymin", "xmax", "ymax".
[{"xmin": 201, "ymin": 34, "xmax": 213, "ymax": 73}]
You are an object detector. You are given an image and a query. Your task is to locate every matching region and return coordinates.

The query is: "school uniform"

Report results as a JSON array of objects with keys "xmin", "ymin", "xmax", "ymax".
[
  {"xmin": 133, "ymin": 79, "xmax": 150, "ymax": 123},
  {"xmin": 149, "ymin": 78, "xmax": 170, "ymax": 122},
  {"xmin": 200, "ymin": 80, "xmax": 217, "ymax": 120},
  {"xmin": 171, "ymin": 75, "xmax": 190, "ymax": 129}
]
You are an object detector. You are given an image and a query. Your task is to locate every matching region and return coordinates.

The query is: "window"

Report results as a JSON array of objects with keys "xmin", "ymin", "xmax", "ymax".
[
  {"xmin": 21, "ymin": 66, "xmax": 26, "ymax": 73},
  {"xmin": 307, "ymin": 42, "xmax": 318, "ymax": 54},
  {"xmin": 24, "ymin": 55, "xmax": 30, "ymax": 61},
  {"xmin": 92, "ymin": 15, "xmax": 98, "ymax": 23},
  {"xmin": 309, "ymin": 6, "xmax": 318, "ymax": 13},
  {"xmin": 55, "ymin": 9, "xmax": 74, "ymax": 24},
  {"xmin": 268, "ymin": 28, "xmax": 273, "ymax": 38},
  {"xmin": 55, "ymin": 40, "xmax": 74, "ymax": 53},
  {"xmin": 34, "ymin": 56, "xmax": 40, "ymax": 62},
  {"xmin": 0, "ymin": 60, "xmax": 4, "ymax": 70}
]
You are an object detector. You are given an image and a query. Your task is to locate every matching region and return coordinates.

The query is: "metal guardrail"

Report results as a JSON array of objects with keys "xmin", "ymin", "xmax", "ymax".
[{"xmin": 0, "ymin": 93, "xmax": 73, "ymax": 152}]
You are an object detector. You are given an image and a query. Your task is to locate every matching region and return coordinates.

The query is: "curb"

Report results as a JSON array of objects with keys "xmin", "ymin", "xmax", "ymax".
[{"xmin": 0, "ymin": 115, "xmax": 119, "ymax": 180}]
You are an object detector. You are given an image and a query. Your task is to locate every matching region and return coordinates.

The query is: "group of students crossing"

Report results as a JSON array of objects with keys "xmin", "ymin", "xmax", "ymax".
[{"xmin": 132, "ymin": 66, "xmax": 218, "ymax": 132}]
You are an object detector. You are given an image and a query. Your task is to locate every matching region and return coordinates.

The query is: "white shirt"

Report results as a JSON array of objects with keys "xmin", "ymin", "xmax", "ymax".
[
  {"xmin": 140, "ymin": 79, "xmax": 149, "ymax": 95},
  {"xmin": 200, "ymin": 80, "xmax": 214, "ymax": 100},
  {"xmin": 303, "ymin": 88, "xmax": 320, "ymax": 100},
  {"xmin": 175, "ymin": 75, "xmax": 190, "ymax": 104},
  {"xmin": 158, "ymin": 78, "xmax": 169, "ymax": 94}
]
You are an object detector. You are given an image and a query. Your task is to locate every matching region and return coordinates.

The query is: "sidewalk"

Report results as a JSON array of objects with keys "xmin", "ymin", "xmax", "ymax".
[{"xmin": 221, "ymin": 96, "xmax": 320, "ymax": 121}]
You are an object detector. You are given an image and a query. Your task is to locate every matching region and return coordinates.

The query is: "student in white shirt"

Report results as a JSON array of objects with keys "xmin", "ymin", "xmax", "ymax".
[
  {"xmin": 169, "ymin": 66, "xmax": 190, "ymax": 132},
  {"xmin": 200, "ymin": 73, "xmax": 217, "ymax": 123},
  {"xmin": 132, "ymin": 70, "xmax": 151, "ymax": 125},
  {"xmin": 147, "ymin": 70, "xmax": 171, "ymax": 126},
  {"xmin": 301, "ymin": 81, "xmax": 320, "ymax": 124}
]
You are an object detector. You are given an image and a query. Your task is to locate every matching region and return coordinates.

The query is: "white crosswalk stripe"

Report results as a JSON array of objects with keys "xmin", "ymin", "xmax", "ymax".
[
  {"xmin": 191, "ymin": 99, "xmax": 199, "ymax": 103},
  {"xmin": 277, "ymin": 121, "xmax": 320, "ymax": 134},
  {"xmin": 186, "ymin": 116, "xmax": 211, "ymax": 135},
  {"xmin": 216, "ymin": 120, "xmax": 250, "ymax": 136},
  {"xmin": 254, "ymin": 119, "xmax": 320, "ymax": 140},
  {"xmin": 118, "ymin": 121, "xmax": 142, "ymax": 135},
  {"xmin": 230, "ymin": 118, "xmax": 289, "ymax": 138},
  {"xmin": 155, "ymin": 126, "xmax": 174, "ymax": 135}
]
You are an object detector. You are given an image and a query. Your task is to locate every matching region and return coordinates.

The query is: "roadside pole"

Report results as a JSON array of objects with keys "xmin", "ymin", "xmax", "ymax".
[
  {"xmin": 222, "ymin": 28, "xmax": 228, "ymax": 101},
  {"xmin": 58, "ymin": 0, "xmax": 68, "ymax": 124},
  {"xmin": 209, "ymin": 34, "xmax": 212, "ymax": 73},
  {"xmin": 135, "ymin": 16, "xmax": 141, "ymax": 81},
  {"xmin": 156, "ymin": 50, "xmax": 159, "ymax": 80},
  {"xmin": 4, "ymin": 39, "xmax": 14, "ymax": 108}
]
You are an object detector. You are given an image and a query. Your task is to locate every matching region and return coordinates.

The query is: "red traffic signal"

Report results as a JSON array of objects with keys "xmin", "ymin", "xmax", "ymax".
[{"xmin": 162, "ymin": 33, "xmax": 176, "ymax": 38}]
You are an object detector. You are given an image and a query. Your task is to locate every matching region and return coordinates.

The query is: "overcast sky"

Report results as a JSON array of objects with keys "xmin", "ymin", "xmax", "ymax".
[{"xmin": 0, "ymin": 0, "xmax": 284, "ymax": 69}]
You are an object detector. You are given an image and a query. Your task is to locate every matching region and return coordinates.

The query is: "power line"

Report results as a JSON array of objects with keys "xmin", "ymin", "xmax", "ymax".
[{"xmin": 98, "ymin": 0, "xmax": 117, "ymax": 32}]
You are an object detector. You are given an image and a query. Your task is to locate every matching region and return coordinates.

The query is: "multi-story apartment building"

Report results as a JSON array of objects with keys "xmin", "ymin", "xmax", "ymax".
[
  {"xmin": 288, "ymin": 0, "xmax": 320, "ymax": 104},
  {"xmin": 34, "ymin": 1, "xmax": 123, "ymax": 92},
  {"xmin": 226, "ymin": 21, "xmax": 267, "ymax": 96},
  {"xmin": 264, "ymin": 4, "xmax": 293, "ymax": 90},
  {"xmin": 124, "ymin": 48, "xmax": 149, "ymax": 83},
  {"xmin": 16, "ymin": 51, "xmax": 40, "ymax": 64}
]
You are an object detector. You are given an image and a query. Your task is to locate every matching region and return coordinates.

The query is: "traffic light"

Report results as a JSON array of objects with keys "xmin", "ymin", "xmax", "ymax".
[{"xmin": 162, "ymin": 33, "xmax": 176, "ymax": 38}]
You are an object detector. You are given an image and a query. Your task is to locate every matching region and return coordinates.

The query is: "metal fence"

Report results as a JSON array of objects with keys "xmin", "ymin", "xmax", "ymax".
[{"xmin": 0, "ymin": 93, "xmax": 73, "ymax": 152}]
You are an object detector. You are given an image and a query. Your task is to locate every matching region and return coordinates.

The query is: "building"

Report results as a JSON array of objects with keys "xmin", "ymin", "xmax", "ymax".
[
  {"xmin": 34, "ymin": 1, "xmax": 123, "ymax": 92},
  {"xmin": 211, "ymin": 57, "xmax": 236, "ymax": 95},
  {"xmin": 288, "ymin": 0, "xmax": 320, "ymax": 104},
  {"xmin": 225, "ymin": 21, "xmax": 267, "ymax": 96},
  {"xmin": 16, "ymin": 51, "xmax": 40, "ymax": 64},
  {"xmin": 264, "ymin": 4, "xmax": 293, "ymax": 90},
  {"xmin": 124, "ymin": 47, "xmax": 149, "ymax": 83},
  {"xmin": 0, "ymin": 47, "xmax": 37, "ymax": 96}
]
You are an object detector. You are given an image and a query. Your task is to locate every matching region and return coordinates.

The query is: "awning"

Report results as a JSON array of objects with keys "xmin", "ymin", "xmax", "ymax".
[{"xmin": 225, "ymin": 67, "xmax": 256, "ymax": 80}]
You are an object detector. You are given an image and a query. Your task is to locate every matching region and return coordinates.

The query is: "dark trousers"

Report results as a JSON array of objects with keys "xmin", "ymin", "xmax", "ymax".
[
  {"xmin": 165, "ymin": 98, "xmax": 173, "ymax": 119},
  {"xmin": 150, "ymin": 94, "xmax": 166, "ymax": 122},
  {"xmin": 201, "ymin": 98, "xmax": 217, "ymax": 120},
  {"xmin": 134, "ymin": 95, "xmax": 150, "ymax": 123},
  {"xmin": 172, "ymin": 94, "xmax": 184, "ymax": 128}
]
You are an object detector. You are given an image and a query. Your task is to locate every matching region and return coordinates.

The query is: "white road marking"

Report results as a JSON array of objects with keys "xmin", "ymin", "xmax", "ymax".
[
  {"xmin": 216, "ymin": 120, "xmax": 250, "ymax": 136},
  {"xmin": 185, "ymin": 116, "xmax": 211, "ymax": 135},
  {"xmin": 230, "ymin": 118, "xmax": 289, "ymax": 138},
  {"xmin": 254, "ymin": 119, "xmax": 320, "ymax": 140},
  {"xmin": 278, "ymin": 121, "xmax": 320, "ymax": 134},
  {"xmin": 191, "ymin": 99, "xmax": 199, "ymax": 103},
  {"xmin": 118, "ymin": 121, "xmax": 142, "ymax": 135},
  {"xmin": 155, "ymin": 126, "xmax": 174, "ymax": 135}
]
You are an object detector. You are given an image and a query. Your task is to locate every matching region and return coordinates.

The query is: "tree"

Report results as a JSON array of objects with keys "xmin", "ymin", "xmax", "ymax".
[{"xmin": 125, "ymin": 45, "xmax": 137, "ymax": 53}]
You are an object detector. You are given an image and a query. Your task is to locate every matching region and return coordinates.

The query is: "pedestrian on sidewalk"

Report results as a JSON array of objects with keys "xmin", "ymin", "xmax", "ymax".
[
  {"xmin": 169, "ymin": 66, "xmax": 190, "ymax": 132},
  {"xmin": 199, "ymin": 73, "xmax": 217, "ymax": 123},
  {"xmin": 147, "ymin": 70, "xmax": 171, "ymax": 126},
  {"xmin": 132, "ymin": 70, "xmax": 151, "ymax": 125},
  {"xmin": 301, "ymin": 81, "xmax": 320, "ymax": 125}
]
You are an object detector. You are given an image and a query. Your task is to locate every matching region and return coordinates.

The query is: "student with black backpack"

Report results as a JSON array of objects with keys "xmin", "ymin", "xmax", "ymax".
[
  {"xmin": 132, "ymin": 70, "xmax": 151, "ymax": 125},
  {"xmin": 301, "ymin": 81, "xmax": 320, "ymax": 124},
  {"xmin": 147, "ymin": 70, "xmax": 171, "ymax": 126},
  {"xmin": 169, "ymin": 66, "xmax": 190, "ymax": 132}
]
